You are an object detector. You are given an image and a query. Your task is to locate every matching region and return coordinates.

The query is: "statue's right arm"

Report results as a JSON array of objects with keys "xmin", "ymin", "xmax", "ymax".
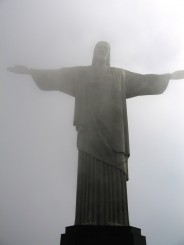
[
  {"xmin": 7, "ymin": 65, "xmax": 78, "ymax": 97},
  {"xmin": 7, "ymin": 65, "xmax": 54, "ymax": 90},
  {"xmin": 7, "ymin": 65, "xmax": 31, "ymax": 75}
]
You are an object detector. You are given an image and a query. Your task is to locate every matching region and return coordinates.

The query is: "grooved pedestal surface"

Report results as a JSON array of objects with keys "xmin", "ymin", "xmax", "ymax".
[{"xmin": 60, "ymin": 225, "xmax": 147, "ymax": 245}]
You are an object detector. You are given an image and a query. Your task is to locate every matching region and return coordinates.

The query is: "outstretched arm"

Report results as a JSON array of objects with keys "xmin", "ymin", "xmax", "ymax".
[
  {"xmin": 7, "ymin": 65, "xmax": 81, "ymax": 97},
  {"xmin": 125, "ymin": 69, "xmax": 184, "ymax": 99},
  {"xmin": 7, "ymin": 65, "xmax": 30, "ymax": 74},
  {"xmin": 170, "ymin": 70, "xmax": 184, "ymax": 80}
]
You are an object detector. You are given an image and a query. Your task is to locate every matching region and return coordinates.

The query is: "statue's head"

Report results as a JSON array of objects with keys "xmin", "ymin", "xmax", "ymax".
[{"xmin": 92, "ymin": 41, "xmax": 110, "ymax": 66}]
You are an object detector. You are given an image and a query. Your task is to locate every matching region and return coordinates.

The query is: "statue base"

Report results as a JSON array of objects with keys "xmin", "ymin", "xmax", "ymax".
[{"xmin": 60, "ymin": 225, "xmax": 146, "ymax": 245}]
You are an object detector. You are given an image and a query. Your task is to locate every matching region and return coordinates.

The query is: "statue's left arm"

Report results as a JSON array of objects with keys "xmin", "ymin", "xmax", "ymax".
[{"xmin": 125, "ymin": 70, "xmax": 184, "ymax": 98}]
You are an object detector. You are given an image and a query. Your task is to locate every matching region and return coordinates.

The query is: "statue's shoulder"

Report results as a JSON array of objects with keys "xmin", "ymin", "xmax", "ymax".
[
  {"xmin": 109, "ymin": 67, "xmax": 126, "ymax": 77},
  {"xmin": 72, "ymin": 65, "xmax": 91, "ymax": 74}
]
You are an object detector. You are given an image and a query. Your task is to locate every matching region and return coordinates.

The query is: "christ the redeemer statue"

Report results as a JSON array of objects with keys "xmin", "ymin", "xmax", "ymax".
[{"xmin": 8, "ymin": 41, "xmax": 184, "ymax": 227}]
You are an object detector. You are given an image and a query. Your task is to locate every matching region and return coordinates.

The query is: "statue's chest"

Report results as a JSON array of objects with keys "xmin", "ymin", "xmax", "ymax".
[{"xmin": 75, "ymin": 68, "xmax": 125, "ymax": 116}]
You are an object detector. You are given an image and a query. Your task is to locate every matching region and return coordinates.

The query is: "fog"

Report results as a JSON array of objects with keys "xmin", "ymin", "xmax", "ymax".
[{"xmin": 1, "ymin": 0, "xmax": 184, "ymax": 245}]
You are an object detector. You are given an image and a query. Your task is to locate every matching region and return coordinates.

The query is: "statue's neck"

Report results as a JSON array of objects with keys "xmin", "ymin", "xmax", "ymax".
[{"xmin": 92, "ymin": 61, "xmax": 108, "ymax": 73}]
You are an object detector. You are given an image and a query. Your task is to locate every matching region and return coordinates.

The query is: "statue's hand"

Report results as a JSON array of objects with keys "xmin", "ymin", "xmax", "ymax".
[
  {"xmin": 7, "ymin": 65, "xmax": 30, "ymax": 74},
  {"xmin": 171, "ymin": 70, "xmax": 184, "ymax": 80}
]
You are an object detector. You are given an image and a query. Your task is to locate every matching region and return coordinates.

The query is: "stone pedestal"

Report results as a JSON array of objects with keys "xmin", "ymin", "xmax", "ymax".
[{"xmin": 60, "ymin": 225, "xmax": 146, "ymax": 245}]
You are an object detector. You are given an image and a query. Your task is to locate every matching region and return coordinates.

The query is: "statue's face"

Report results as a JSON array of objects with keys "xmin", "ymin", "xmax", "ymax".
[{"xmin": 94, "ymin": 42, "xmax": 110, "ymax": 63}]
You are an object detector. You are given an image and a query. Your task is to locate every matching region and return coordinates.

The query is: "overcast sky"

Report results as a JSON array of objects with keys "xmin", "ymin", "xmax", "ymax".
[{"xmin": 1, "ymin": 0, "xmax": 184, "ymax": 245}]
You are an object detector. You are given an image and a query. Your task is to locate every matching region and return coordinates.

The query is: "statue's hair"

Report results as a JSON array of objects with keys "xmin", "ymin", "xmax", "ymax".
[{"xmin": 92, "ymin": 41, "xmax": 110, "ymax": 67}]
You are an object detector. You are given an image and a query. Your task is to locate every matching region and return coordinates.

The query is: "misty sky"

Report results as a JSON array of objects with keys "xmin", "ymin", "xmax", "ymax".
[{"xmin": 1, "ymin": 0, "xmax": 184, "ymax": 245}]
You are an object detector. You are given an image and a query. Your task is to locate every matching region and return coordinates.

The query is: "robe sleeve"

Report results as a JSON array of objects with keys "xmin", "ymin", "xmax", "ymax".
[
  {"xmin": 30, "ymin": 67, "xmax": 81, "ymax": 97},
  {"xmin": 124, "ymin": 70, "xmax": 171, "ymax": 99}
]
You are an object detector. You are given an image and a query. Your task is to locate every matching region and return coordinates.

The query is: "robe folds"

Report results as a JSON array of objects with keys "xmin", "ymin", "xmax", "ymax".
[{"xmin": 31, "ymin": 66, "xmax": 170, "ymax": 225}]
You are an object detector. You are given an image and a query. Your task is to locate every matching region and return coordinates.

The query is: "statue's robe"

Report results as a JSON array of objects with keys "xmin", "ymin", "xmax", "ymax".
[{"xmin": 31, "ymin": 66, "xmax": 170, "ymax": 225}]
